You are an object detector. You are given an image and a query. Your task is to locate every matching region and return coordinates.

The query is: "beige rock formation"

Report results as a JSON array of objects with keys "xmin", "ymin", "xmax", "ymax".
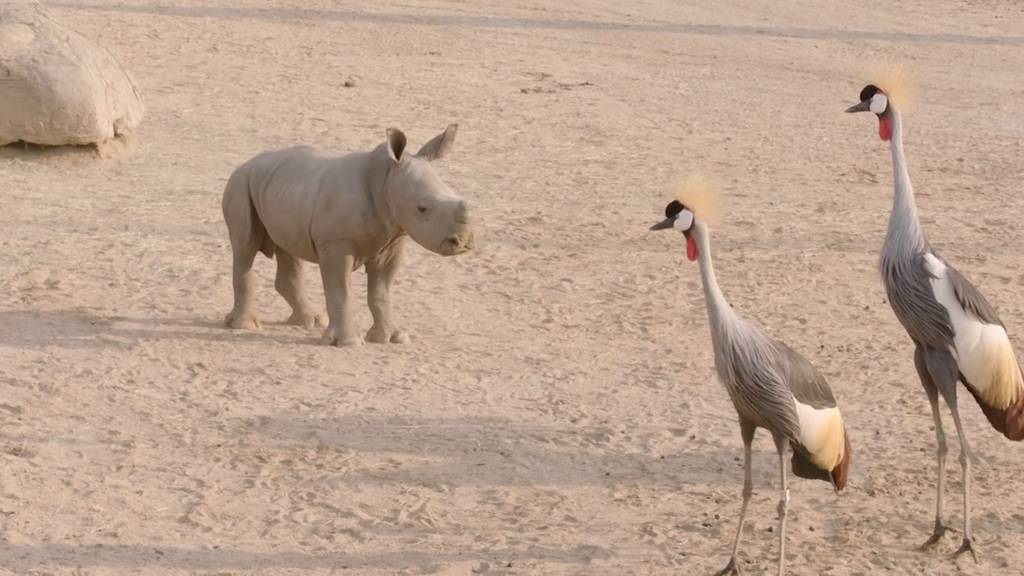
[{"xmin": 0, "ymin": 0, "xmax": 143, "ymax": 146}]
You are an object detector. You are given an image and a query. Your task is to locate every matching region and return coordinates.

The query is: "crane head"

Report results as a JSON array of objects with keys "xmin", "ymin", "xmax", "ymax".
[
  {"xmin": 846, "ymin": 84, "xmax": 893, "ymax": 141},
  {"xmin": 650, "ymin": 200, "xmax": 699, "ymax": 261}
]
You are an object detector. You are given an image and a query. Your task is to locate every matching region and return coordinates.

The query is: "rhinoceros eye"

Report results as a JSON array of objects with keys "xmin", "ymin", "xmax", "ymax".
[{"xmin": 417, "ymin": 205, "xmax": 429, "ymax": 214}]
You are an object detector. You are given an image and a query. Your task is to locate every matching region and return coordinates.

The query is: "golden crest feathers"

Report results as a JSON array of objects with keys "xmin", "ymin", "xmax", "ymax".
[
  {"xmin": 868, "ymin": 62, "xmax": 913, "ymax": 109},
  {"xmin": 672, "ymin": 172, "xmax": 722, "ymax": 225}
]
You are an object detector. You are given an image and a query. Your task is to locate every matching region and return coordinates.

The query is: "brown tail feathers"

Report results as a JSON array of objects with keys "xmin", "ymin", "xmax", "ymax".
[
  {"xmin": 830, "ymin": 430, "xmax": 852, "ymax": 491},
  {"xmin": 965, "ymin": 377, "xmax": 1024, "ymax": 441}
]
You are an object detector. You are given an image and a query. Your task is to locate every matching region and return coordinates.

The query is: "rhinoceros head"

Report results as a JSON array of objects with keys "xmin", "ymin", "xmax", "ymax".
[{"xmin": 384, "ymin": 125, "xmax": 475, "ymax": 256}]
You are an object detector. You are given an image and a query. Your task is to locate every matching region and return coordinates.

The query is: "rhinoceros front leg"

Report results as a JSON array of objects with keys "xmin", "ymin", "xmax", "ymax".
[
  {"xmin": 318, "ymin": 241, "xmax": 363, "ymax": 347},
  {"xmin": 366, "ymin": 248, "xmax": 410, "ymax": 344},
  {"xmin": 274, "ymin": 247, "xmax": 324, "ymax": 329}
]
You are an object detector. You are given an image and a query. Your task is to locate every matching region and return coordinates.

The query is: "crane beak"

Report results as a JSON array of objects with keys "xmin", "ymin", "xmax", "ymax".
[
  {"xmin": 845, "ymin": 100, "xmax": 871, "ymax": 113},
  {"xmin": 650, "ymin": 218, "xmax": 674, "ymax": 231}
]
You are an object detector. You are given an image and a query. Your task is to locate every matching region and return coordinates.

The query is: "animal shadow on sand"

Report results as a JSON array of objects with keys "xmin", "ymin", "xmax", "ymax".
[
  {"xmin": 0, "ymin": 542, "xmax": 610, "ymax": 573},
  {"xmin": 248, "ymin": 413, "xmax": 730, "ymax": 489},
  {"xmin": 0, "ymin": 309, "xmax": 311, "ymax": 350}
]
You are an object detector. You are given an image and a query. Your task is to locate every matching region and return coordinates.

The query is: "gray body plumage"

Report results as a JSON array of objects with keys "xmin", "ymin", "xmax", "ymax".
[
  {"xmin": 687, "ymin": 217, "xmax": 848, "ymax": 575},
  {"xmin": 695, "ymin": 223, "xmax": 839, "ymax": 451},
  {"xmin": 710, "ymin": 312, "xmax": 839, "ymax": 439},
  {"xmin": 879, "ymin": 108, "xmax": 1005, "ymax": 371},
  {"xmin": 868, "ymin": 102, "xmax": 1022, "ymax": 558},
  {"xmin": 671, "ymin": 210, "xmax": 848, "ymax": 576}
]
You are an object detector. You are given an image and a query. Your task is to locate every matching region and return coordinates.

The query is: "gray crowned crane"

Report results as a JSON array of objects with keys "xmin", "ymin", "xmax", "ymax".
[
  {"xmin": 847, "ymin": 78, "xmax": 1024, "ymax": 561},
  {"xmin": 650, "ymin": 178, "xmax": 851, "ymax": 576}
]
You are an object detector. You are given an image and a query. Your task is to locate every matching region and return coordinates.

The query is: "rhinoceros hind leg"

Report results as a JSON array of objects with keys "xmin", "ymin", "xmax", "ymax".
[
  {"xmin": 274, "ymin": 247, "xmax": 323, "ymax": 328},
  {"xmin": 225, "ymin": 246, "xmax": 262, "ymax": 330}
]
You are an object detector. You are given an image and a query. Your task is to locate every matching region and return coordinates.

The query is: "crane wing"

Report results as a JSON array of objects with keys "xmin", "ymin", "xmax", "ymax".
[
  {"xmin": 945, "ymin": 260, "xmax": 1003, "ymax": 326},
  {"xmin": 771, "ymin": 341, "xmax": 837, "ymax": 409},
  {"xmin": 771, "ymin": 340, "xmax": 849, "ymax": 483},
  {"xmin": 924, "ymin": 253, "xmax": 1023, "ymax": 414}
]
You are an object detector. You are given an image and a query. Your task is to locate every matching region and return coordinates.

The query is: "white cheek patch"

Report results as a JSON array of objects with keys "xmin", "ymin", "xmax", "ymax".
[
  {"xmin": 870, "ymin": 93, "xmax": 888, "ymax": 114},
  {"xmin": 672, "ymin": 209, "xmax": 694, "ymax": 231}
]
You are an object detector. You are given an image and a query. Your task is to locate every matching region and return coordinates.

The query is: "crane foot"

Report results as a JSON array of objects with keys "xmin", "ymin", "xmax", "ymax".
[
  {"xmin": 918, "ymin": 524, "xmax": 948, "ymax": 551},
  {"xmin": 953, "ymin": 537, "xmax": 978, "ymax": 564},
  {"xmin": 714, "ymin": 557, "xmax": 740, "ymax": 575}
]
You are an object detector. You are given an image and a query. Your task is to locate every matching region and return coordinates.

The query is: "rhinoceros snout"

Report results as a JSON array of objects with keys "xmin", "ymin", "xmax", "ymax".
[
  {"xmin": 442, "ymin": 235, "xmax": 465, "ymax": 255},
  {"xmin": 440, "ymin": 231, "xmax": 474, "ymax": 256}
]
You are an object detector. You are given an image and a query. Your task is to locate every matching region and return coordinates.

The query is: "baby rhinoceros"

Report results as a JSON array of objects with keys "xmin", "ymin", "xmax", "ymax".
[{"xmin": 222, "ymin": 125, "xmax": 475, "ymax": 346}]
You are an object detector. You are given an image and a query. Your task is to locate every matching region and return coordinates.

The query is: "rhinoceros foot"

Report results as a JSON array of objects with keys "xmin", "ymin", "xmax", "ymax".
[
  {"xmin": 322, "ymin": 325, "xmax": 363, "ymax": 347},
  {"xmin": 366, "ymin": 326, "xmax": 410, "ymax": 344},
  {"xmin": 286, "ymin": 310, "xmax": 324, "ymax": 329},
  {"xmin": 225, "ymin": 311, "xmax": 261, "ymax": 330}
]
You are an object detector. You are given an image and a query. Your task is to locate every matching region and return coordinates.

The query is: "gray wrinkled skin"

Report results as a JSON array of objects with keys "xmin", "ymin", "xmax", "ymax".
[{"xmin": 222, "ymin": 125, "xmax": 475, "ymax": 346}]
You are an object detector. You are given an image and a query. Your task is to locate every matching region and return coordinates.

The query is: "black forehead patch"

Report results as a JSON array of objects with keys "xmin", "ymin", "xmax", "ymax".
[
  {"xmin": 664, "ymin": 200, "xmax": 686, "ymax": 219},
  {"xmin": 859, "ymin": 84, "xmax": 881, "ymax": 102}
]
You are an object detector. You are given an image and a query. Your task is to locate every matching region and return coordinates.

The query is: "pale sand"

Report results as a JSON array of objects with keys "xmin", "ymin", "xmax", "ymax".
[{"xmin": 1, "ymin": 1, "xmax": 1024, "ymax": 574}]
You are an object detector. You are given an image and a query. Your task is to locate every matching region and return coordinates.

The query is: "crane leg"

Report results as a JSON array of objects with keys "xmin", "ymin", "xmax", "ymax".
[
  {"xmin": 773, "ymin": 435, "xmax": 790, "ymax": 576},
  {"xmin": 924, "ymin": 347, "xmax": 978, "ymax": 563},
  {"xmin": 717, "ymin": 422, "xmax": 756, "ymax": 576},
  {"xmin": 946, "ymin": 401, "xmax": 978, "ymax": 563},
  {"xmin": 914, "ymin": 345, "xmax": 949, "ymax": 549}
]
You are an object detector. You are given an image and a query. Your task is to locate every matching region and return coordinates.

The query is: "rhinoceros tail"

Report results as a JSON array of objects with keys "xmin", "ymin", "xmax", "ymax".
[{"xmin": 223, "ymin": 166, "xmax": 275, "ymax": 260}]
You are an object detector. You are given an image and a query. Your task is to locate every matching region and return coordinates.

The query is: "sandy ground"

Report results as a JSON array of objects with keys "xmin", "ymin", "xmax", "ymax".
[{"xmin": 2, "ymin": 1, "xmax": 1024, "ymax": 574}]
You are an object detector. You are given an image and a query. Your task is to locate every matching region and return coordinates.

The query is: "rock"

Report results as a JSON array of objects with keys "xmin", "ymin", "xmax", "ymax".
[{"xmin": 0, "ymin": 1, "xmax": 144, "ymax": 146}]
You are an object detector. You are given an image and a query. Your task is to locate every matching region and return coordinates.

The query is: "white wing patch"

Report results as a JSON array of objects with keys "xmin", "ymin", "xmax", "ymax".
[
  {"xmin": 924, "ymin": 254, "xmax": 1023, "ymax": 409},
  {"xmin": 793, "ymin": 399, "xmax": 845, "ymax": 470}
]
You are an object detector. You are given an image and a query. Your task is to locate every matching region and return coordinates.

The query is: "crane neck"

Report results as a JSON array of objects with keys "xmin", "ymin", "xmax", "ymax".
[
  {"xmin": 692, "ymin": 222, "xmax": 740, "ymax": 341},
  {"xmin": 884, "ymin": 107, "xmax": 927, "ymax": 256}
]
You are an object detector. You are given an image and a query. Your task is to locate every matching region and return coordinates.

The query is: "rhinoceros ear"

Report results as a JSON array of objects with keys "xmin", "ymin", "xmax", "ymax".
[
  {"xmin": 415, "ymin": 124, "xmax": 458, "ymax": 161},
  {"xmin": 386, "ymin": 128, "xmax": 407, "ymax": 164}
]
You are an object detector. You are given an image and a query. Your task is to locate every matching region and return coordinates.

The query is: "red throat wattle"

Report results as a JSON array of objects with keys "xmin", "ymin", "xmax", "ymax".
[
  {"xmin": 686, "ymin": 235, "xmax": 698, "ymax": 262},
  {"xmin": 878, "ymin": 116, "xmax": 892, "ymax": 141}
]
